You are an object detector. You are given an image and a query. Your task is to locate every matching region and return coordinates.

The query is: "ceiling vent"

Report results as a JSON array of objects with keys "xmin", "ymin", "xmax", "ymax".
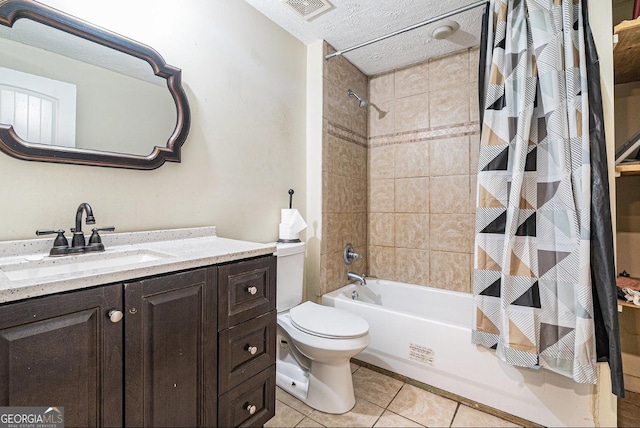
[{"xmin": 282, "ymin": 0, "xmax": 334, "ymax": 21}]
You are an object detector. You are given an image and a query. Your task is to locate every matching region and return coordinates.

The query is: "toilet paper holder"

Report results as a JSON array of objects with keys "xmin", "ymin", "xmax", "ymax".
[{"xmin": 277, "ymin": 189, "xmax": 307, "ymax": 243}]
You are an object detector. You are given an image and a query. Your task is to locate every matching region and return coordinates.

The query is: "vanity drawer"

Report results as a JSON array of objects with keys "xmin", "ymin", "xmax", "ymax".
[
  {"xmin": 218, "ymin": 256, "xmax": 276, "ymax": 329},
  {"xmin": 218, "ymin": 364, "xmax": 276, "ymax": 428},
  {"xmin": 219, "ymin": 310, "xmax": 276, "ymax": 392}
]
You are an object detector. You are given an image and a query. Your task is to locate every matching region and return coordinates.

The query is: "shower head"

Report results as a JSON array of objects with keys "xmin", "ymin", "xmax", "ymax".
[{"xmin": 347, "ymin": 89, "xmax": 368, "ymax": 108}]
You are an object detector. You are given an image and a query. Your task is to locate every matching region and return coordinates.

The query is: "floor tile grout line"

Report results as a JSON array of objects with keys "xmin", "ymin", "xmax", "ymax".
[
  {"xmin": 353, "ymin": 374, "xmax": 408, "ymax": 427},
  {"xmin": 386, "ymin": 381, "xmax": 406, "ymax": 409},
  {"xmin": 382, "ymin": 408, "xmax": 428, "ymax": 428},
  {"xmin": 379, "ymin": 382, "xmax": 429, "ymax": 428},
  {"xmin": 351, "ymin": 390, "xmax": 396, "ymax": 427},
  {"xmin": 449, "ymin": 402, "xmax": 461, "ymax": 428},
  {"xmin": 274, "ymin": 398, "xmax": 307, "ymax": 428},
  {"xmin": 381, "ymin": 382, "xmax": 412, "ymax": 424},
  {"xmin": 370, "ymin": 412, "xmax": 382, "ymax": 427},
  {"xmin": 286, "ymin": 396, "xmax": 328, "ymax": 428},
  {"xmin": 294, "ymin": 415, "xmax": 326, "ymax": 428},
  {"xmin": 298, "ymin": 407, "xmax": 325, "ymax": 428}
]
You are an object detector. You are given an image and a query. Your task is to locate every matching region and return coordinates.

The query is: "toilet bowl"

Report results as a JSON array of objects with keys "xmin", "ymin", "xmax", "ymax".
[
  {"xmin": 276, "ymin": 301, "xmax": 369, "ymax": 414},
  {"xmin": 274, "ymin": 241, "xmax": 370, "ymax": 414}
]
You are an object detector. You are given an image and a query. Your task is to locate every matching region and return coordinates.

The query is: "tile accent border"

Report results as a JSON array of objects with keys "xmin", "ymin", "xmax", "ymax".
[
  {"xmin": 351, "ymin": 358, "xmax": 542, "ymax": 428},
  {"xmin": 369, "ymin": 121, "xmax": 480, "ymax": 148},
  {"xmin": 327, "ymin": 121, "xmax": 368, "ymax": 148}
]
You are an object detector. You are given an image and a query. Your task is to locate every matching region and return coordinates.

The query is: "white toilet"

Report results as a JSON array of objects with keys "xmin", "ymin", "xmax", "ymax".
[{"xmin": 275, "ymin": 242, "xmax": 370, "ymax": 414}]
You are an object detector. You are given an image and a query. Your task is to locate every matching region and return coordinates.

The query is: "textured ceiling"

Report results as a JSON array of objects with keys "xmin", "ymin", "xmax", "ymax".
[{"xmin": 244, "ymin": 0, "xmax": 486, "ymax": 76}]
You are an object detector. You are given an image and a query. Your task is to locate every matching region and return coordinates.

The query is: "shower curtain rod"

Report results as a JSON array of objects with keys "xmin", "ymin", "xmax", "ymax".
[{"xmin": 325, "ymin": 0, "xmax": 489, "ymax": 60}]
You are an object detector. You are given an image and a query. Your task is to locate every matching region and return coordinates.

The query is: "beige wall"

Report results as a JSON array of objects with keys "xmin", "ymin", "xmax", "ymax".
[
  {"xmin": 0, "ymin": 0, "xmax": 307, "ymax": 244},
  {"xmin": 319, "ymin": 42, "xmax": 368, "ymax": 297},
  {"xmin": 367, "ymin": 49, "xmax": 480, "ymax": 293},
  {"xmin": 305, "ymin": 41, "xmax": 324, "ymax": 302}
]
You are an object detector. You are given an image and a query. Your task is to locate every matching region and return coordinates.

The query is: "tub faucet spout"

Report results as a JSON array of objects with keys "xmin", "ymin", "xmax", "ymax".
[{"xmin": 347, "ymin": 271, "xmax": 366, "ymax": 286}]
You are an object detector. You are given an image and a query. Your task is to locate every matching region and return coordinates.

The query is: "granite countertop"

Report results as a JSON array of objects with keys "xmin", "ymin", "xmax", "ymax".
[{"xmin": 0, "ymin": 226, "xmax": 276, "ymax": 303}]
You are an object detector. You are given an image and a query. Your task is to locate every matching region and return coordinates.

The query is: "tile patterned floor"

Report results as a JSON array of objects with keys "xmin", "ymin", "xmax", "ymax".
[{"xmin": 266, "ymin": 364, "xmax": 522, "ymax": 428}]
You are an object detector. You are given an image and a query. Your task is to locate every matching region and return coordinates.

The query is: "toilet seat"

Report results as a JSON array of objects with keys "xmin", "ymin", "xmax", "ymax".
[{"xmin": 290, "ymin": 301, "xmax": 369, "ymax": 339}]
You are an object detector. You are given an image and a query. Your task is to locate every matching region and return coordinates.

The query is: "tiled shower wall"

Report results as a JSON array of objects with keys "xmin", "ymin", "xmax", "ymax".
[
  {"xmin": 319, "ymin": 42, "xmax": 368, "ymax": 296},
  {"xmin": 367, "ymin": 49, "xmax": 480, "ymax": 294}
]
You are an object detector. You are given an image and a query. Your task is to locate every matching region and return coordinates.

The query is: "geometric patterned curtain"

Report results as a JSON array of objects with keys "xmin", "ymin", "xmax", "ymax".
[{"xmin": 472, "ymin": 0, "xmax": 597, "ymax": 384}]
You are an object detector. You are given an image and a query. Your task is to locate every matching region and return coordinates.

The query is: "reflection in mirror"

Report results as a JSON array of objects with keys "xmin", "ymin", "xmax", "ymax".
[{"xmin": 0, "ymin": 0, "xmax": 189, "ymax": 169}]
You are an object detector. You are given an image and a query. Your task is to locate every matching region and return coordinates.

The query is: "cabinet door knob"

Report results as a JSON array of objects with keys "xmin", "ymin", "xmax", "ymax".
[
  {"xmin": 108, "ymin": 310, "xmax": 123, "ymax": 323},
  {"xmin": 247, "ymin": 286, "xmax": 258, "ymax": 295},
  {"xmin": 247, "ymin": 345, "xmax": 258, "ymax": 355},
  {"xmin": 245, "ymin": 404, "xmax": 257, "ymax": 415}
]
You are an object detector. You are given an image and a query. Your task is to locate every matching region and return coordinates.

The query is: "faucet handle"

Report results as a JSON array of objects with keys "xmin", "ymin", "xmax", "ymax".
[
  {"xmin": 36, "ymin": 229, "xmax": 69, "ymax": 256},
  {"xmin": 36, "ymin": 228, "xmax": 64, "ymax": 236},
  {"xmin": 343, "ymin": 243, "xmax": 363, "ymax": 265},
  {"xmin": 88, "ymin": 226, "xmax": 115, "ymax": 243},
  {"xmin": 91, "ymin": 226, "xmax": 115, "ymax": 234}
]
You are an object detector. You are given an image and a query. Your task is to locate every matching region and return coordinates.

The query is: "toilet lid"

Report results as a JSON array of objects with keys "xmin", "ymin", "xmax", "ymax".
[{"xmin": 290, "ymin": 301, "xmax": 369, "ymax": 339}]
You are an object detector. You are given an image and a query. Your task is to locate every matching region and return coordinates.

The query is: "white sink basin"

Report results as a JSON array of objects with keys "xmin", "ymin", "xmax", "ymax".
[{"xmin": 0, "ymin": 248, "xmax": 174, "ymax": 281}]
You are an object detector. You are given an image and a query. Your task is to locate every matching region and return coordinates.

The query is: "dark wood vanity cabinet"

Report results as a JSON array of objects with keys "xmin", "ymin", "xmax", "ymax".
[
  {"xmin": 0, "ymin": 255, "xmax": 277, "ymax": 428},
  {"xmin": 217, "ymin": 256, "xmax": 277, "ymax": 427},
  {"xmin": 0, "ymin": 284, "xmax": 123, "ymax": 427},
  {"xmin": 124, "ymin": 267, "xmax": 218, "ymax": 427}
]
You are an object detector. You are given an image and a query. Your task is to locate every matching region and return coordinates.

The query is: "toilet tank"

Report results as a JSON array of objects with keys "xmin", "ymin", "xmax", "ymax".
[{"xmin": 275, "ymin": 241, "xmax": 306, "ymax": 312}]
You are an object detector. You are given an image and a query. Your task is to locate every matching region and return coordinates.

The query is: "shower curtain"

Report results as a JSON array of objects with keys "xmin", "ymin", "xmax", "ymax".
[{"xmin": 473, "ymin": 0, "xmax": 623, "ymax": 395}]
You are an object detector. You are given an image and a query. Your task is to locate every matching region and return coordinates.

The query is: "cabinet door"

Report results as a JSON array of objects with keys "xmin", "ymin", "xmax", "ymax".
[
  {"xmin": 124, "ymin": 267, "xmax": 217, "ymax": 428},
  {"xmin": 0, "ymin": 284, "xmax": 123, "ymax": 428}
]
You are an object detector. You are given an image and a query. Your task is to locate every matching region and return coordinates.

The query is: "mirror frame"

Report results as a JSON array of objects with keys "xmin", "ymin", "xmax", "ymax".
[{"xmin": 0, "ymin": 0, "xmax": 190, "ymax": 170}]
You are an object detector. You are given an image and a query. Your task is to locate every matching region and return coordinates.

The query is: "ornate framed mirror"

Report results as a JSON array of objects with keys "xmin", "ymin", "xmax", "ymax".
[{"xmin": 0, "ymin": 0, "xmax": 190, "ymax": 169}]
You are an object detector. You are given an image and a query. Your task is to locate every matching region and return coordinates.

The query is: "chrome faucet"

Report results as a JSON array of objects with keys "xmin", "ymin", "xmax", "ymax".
[
  {"xmin": 343, "ymin": 243, "xmax": 363, "ymax": 265},
  {"xmin": 347, "ymin": 271, "xmax": 366, "ymax": 286},
  {"xmin": 71, "ymin": 202, "xmax": 96, "ymax": 248}
]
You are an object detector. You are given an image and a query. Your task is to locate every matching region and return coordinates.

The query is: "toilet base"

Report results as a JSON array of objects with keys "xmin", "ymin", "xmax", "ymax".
[
  {"xmin": 276, "ymin": 360, "xmax": 309, "ymax": 401},
  {"xmin": 306, "ymin": 360, "xmax": 356, "ymax": 414},
  {"xmin": 277, "ymin": 358, "xmax": 357, "ymax": 414},
  {"xmin": 275, "ymin": 310, "xmax": 367, "ymax": 415}
]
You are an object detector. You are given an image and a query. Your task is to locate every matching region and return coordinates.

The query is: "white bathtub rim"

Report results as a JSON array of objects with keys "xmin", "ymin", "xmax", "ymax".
[{"xmin": 327, "ymin": 280, "xmax": 472, "ymax": 329}]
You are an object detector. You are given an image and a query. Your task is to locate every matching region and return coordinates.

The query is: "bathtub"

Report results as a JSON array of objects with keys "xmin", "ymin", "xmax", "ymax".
[{"xmin": 322, "ymin": 279, "xmax": 609, "ymax": 427}]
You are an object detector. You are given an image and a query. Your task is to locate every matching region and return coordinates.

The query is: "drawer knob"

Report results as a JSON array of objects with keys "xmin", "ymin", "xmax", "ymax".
[
  {"xmin": 247, "ymin": 286, "xmax": 258, "ymax": 295},
  {"xmin": 246, "ymin": 404, "xmax": 257, "ymax": 415},
  {"xmin": 108, "ymin": 310, "xmax": 123, "ymax": 323},
  {"xmin": 247, "ymin": 345, "xmax": 258, "ymax": 355}
]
